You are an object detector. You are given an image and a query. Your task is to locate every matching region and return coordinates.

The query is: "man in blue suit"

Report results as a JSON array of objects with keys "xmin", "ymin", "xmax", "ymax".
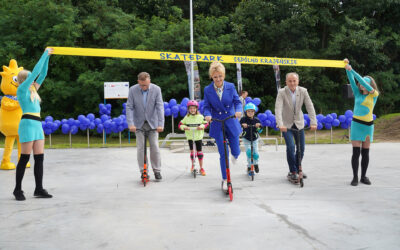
[{"xmin": 203, "ymin": 62, "xmax": 242, "ymax": 191}]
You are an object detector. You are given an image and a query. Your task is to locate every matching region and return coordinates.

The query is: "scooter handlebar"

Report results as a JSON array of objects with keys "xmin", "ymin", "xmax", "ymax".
[{"xmin": 211, "ymin": 115, "xmax": 236, "ymax": 123}]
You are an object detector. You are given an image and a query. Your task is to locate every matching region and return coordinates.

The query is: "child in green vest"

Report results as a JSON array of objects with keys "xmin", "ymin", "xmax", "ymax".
[{"xmin": 178, "ymin": 100, "xmax": 209, "ymax": 176}]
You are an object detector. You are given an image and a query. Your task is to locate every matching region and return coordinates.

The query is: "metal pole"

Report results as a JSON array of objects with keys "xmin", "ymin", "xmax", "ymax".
[
  {"xmin": 49, "ymin": 134, "xmax": 52, "ymax": 148},
  {"xmin": 119, "ymin": 132, "xmax": 122, "ymax": 148},
  {"xmin": 172, "ymin": 116, "xmax": 175, "ymax": 134},
  {"xmin": 330, "ymin": 127, "xmax": 333, "ymax": 144},
  {"xmin": 103, "ymin": 130, "xmax": 105, "ymax": 147},
  {"xmin": 189, "ymin": 0, "xmax": 194, "ymax": 100},
  {"xmin": 69, "ymin": 132, "xmax": 72, "ymax": 148},
  {"xmin": 87, "ymin": 129, "xmax": 90, "ymax": 148}
]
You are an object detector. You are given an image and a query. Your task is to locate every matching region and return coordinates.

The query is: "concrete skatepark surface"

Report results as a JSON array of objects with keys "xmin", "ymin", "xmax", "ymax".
[{"xmin": 0, "ymin": 143, "xmax": 399, "ymax": 250}]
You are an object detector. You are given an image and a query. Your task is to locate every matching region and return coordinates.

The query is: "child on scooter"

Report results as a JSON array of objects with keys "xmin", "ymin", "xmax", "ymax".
[
  {"xmin": 240, "ymin": 103, "xmax": 262, "ymax": 173},
  {"xmin": 178, "ymin": 100, "xmax": 208, "ymax": 176}
]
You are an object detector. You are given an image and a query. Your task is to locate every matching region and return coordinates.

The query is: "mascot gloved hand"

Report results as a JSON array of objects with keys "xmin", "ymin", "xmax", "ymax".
[{"xmin": 0, "ymin": 59, "xmax": 30, "ymax": 170}]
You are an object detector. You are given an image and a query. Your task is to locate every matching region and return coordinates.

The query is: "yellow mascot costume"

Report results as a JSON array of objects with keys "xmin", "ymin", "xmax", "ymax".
[{"xmin": 0, "ymin": 59, "xmax": 30, "ymax": 170}]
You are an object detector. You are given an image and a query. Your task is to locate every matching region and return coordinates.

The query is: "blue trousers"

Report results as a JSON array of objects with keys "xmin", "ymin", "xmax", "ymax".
[
  {"xmin": 214, "ymin": 129, "xmax": 240, "ymax": 180},
  {"xmin": 282, "ymin": 128, "xmax": 305, "ymax": 173}
]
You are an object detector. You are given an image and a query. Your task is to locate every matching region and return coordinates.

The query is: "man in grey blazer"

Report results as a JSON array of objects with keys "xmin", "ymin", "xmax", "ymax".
[
  {"xmin": 126, "ymin": 72, "xmax": 165, "ymax": 181},
  {"xmin": 275, "ymin": 72, "xmax": 317, "ymax": 182}
]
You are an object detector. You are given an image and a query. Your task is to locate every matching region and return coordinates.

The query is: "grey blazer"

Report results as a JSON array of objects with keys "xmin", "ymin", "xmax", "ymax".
[
  {"xmin": 126, "ymin": 83, "xmax": 165, "ymax": 129},
  {"xmin": 275, "ymin": 86, "xmax": 317, "ymax": 130}
]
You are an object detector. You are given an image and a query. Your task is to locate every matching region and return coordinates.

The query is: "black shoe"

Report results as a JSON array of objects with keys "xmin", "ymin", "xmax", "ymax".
[
  {"xmin": 154, "ymin": 172, "xmax": 162, "ymax": 181},
  {"xmin": 302, "ymin": 172, "xmax": 307, "ymax": 179},
  {"xmin": 254, "ymin": 165, "xmax": 259, "ymax": 173},
  {"xmin": 13, "ymin": 189, "xmax": 26, "ymax": 201},
  {"xmin": 34, "ymin": 189, "xmax": 53, "ymax": 198},
  {"xmin": 351, "ymin": 177, "xmax": 358, "ymax": 186},
  {"xmin": 360, "ymin": 177, "xmax": 371, "ymax": 185}
]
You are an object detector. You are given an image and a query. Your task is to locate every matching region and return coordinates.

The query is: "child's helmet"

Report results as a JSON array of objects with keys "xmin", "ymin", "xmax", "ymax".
[
  {"xmin": 187, "ymin": 100, "xmax": 199, "ymax": 108},
  {"xmin": 244, "ymin": 103, "xmax": 256, "ymax": 112}
]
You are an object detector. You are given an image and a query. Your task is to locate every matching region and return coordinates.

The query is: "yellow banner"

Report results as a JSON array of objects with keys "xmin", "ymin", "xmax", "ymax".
[{"xmin": 48, "ymin": 47, "xmax": 345, "ymax": 68}]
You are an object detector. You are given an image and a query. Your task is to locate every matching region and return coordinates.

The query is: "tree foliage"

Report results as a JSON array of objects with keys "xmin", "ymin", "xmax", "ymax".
[{"xmin": 0, "ymin": 0, "xmax": 398, "ymax": 118}]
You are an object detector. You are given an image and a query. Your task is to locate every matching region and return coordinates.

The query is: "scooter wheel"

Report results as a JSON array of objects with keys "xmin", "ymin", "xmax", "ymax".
[
  {"xmin": 300, "ymin": 179, "xmax": 304, "ymax": 188},
  {"xmin": 193, "ymin": 170, "xmax": 197, "ymax": 178},
  {"xmin": 251, "ymin": 174, "xmax": 254, "ymax": 181}
]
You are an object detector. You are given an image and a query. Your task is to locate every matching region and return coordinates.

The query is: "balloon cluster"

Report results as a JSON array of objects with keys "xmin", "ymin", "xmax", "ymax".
[
  {"xmin": 164, "ymin": 97, "xmax": 206, "ymax": 118},
  {"xmin": 257, "ymin": 110, "xmax": 279, "ymax": 131},
  {"xmin": 43, "ymin": 103, "xmax": 128, "ymax": 135},
  {"xmin": 41, "ymin": 116, "xmax": 61, "ymax": 135}
]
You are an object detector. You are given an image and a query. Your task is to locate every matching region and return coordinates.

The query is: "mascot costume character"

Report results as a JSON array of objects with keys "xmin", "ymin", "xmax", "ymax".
[{"xmin": 0, "ymin": 59, "xmax": 30, "ymax": 170}]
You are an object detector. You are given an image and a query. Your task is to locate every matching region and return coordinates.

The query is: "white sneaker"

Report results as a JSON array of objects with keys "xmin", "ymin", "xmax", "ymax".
[
  {"xmin": 221, "ymin": 179, "xmax": 228, "ymax": 191},
  {"xmin": 231, "ymin": 156, "xmax": 238, "ymax": 166}
]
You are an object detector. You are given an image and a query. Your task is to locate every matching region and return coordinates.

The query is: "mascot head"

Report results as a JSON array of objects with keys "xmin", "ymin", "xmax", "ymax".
[{"xmin": 1, "ymin": 59, "xmax": 23, "ymax": 96}]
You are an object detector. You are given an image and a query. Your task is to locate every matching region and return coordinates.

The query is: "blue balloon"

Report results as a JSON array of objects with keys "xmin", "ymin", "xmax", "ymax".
[
  {"xmin": 103, "ymin": 120, "xmax": 112, "ymax": 129},
  {"xmin": 341, "ymin": 122, "xmax": 348, "ymax": 129},
  {"xmin": 113, "ymin": 117, "xmax": 122, "ymax": 125},
  {"xmin": 171, "ymin": 106, "xmax": 179, "ymax": 114},
  {"xmin": 78, "ymin": 115, "xmax": 85, "ymax": 122},
  {"xmin": 332, "ymin": 119, "xmax": 340, "ymax": 127},
  {"xmin": 325, "ymin": 123, "xmax": 332, "ymax": 129},
  {"xmin": 118, "ymin": 125, "xmax": 125, "ymax": 132},
  {"xmin": 173, "ymin": 112, "xmax": 179, "ymax": 118},
  {"xmin": 163, "ymin": 102, "xmax": 169, "ymax": 110},
  {"xmin": 253, "ymin": 98, "xmax": 261, "ymax": 106},
  {"xmin": 257, "ymin": 113, "xmax": 267, "ymax": 122},
  {"xmin": 89, "ymin": 122, "xmax": 96, "ymax": 130},
  {"xmin": 61, "ymin": 124, "xmax": 70, "ymax": 134},
  {"xmin": 74, "ymin": 120, "xmax": 81, "ymax": 126},
  {"xmin": 123, "ymin": 121, "xmax": 128, "ymax": 129},
  {"xmin": 97, "ymin": 124, "xmax": 104, "ymax": 132},
  {"xmin": 345, "ymin": 110, "xmax": 353, "ymax": 118},
  {"xmin": 106, "ymin": 103, "xmax": 112, "ymax": 110},
  {"xmin": 68, "ymin": 118, "xmax": 75, "ymax": 126},
  {"xmin": 268, "ymin": 115, "xmax": 276, "ymax": 122},
  {"xmin": 346, "ymin": 117, "xmax": 353, "ymax": 125},
  {"xmin": 265, "ymin": 110, "xmax": 272, "ymax": 116},
  {"xmin": 45, "ymin": 116, "xmax": 53, "ymax": 123},
  {"xmin": 331, "ymin": 113, "xmax": 337, "ymax": 119},
  {"xmin": 181, "ymin": 97, "xmax": 189, "ymax": 106},
  {"xmin": 324, "ymin": 114, "xmax": 333, "ymax": 124},
  {"xmin": 265, "ymin": 120, "xmax": 271, "ymax": 127},
  {"xmin": 373, "ymin": 114, "xmax": 377, "ymax": 120},
  {"xmin": 79, "ymin": 124, "xmax": 88, "ymax": 131},
  {"xmin": 317, "ymin": 122, "xmax": 323, "ymax": 130},
  {"xmin": 245, "ymin": 97, "xmax": 252, "ymax": 104},
  {"xmin": 169, "ymin": 99, "xmax": 177, "ymax": 108},
  {"xmin": 51, "ymin": 122, "xmax": 59, "ymax": 131},
  {"xmin": 71, "ymin": 125, "xmax": 78, "ymax": 135},
  {"xmin": 179, "ymin": 107, "xmax": 187, "ymax": 117},
  {"xmin": 61, "ymin": 119, "xmax": 68, "ymax": 124},
  {"xmin": 165, "ymin": 108, "xmax": 171, "ymax": 116},
  {"xmin": 99, "ymin": 103, "xmax": 105, "ymax": 110},
  {"xmin": 87, "ymin": 113, "xmax": 95, "ymax": 121},
  {"xmin": 316, "ymin": 114, "xmax": 325, "ymax": 122},
  {"xmin": 101, "ymin": 114, "xmax": 109, "ymax": 123},
  {"xmin": 338, "ymin": 115, "xmax": 346, "ymax": 123},
  {"xmin": 122, "ymin": 103, "xmax": 126, "ymax": 108},
  {"xmin": 94, "ymin": 118, "xmax": 102, "ymax": 126},
  {"xmin": 44, "ymin": 128, "xmax": 53, "ymax": 135}
]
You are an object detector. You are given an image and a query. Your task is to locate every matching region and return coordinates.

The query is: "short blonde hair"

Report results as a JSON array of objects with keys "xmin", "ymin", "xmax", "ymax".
[
  {"xmin": 209, "ymin": 61, "xmax": 225, "ymax": 79},
  {"xmin": 17, "ymin": 70, "xmax": 41, "ymax": 102},
  {"xmin": 137, "ymin": 72, "xmax": 150, "ymax": 81}
]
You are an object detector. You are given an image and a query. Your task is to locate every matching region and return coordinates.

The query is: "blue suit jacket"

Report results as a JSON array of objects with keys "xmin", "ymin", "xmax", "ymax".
[{"xmin": 203, "ymin": 81, "xmax": 242, "ymax": 138}]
